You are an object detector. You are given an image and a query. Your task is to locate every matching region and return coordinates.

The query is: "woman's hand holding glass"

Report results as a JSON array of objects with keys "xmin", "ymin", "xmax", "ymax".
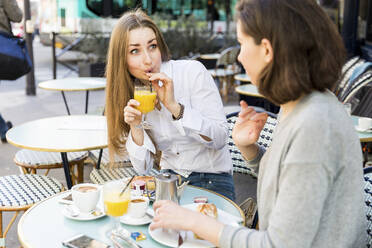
[
  {"xmin": 232, "ymin": 101, "xmax": 268, "ymax": 147},
  {"xmin": 123, "ymin": 99, "xmax": 142, "ymax": 128}
]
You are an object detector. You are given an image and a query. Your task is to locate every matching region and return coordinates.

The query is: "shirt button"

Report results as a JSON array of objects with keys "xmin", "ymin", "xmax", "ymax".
[{"xmin": 177, "ymin": 152, "xmax": 179, "ymax": 155}]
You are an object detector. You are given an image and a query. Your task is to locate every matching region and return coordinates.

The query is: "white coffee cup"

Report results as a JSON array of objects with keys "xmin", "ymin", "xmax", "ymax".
[
  {"xmin": 128, "ymin": 197, "xmax": 149, "ymax": 218},
  {"xmin": 358, "ymin": 117, "xmax": 372, "ymax": 130},
  {"xmin": 71, "ymin": 183, "xmax": 100, "ymax": 213}
]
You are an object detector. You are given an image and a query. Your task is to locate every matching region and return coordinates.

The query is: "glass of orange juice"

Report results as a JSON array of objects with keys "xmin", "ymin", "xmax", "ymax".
[
  {"xmin": 103, "ymin": 179, "xmax": 131, "ymax": 236},
  {"xmin": 134, "ymin": 82, "xmax": 156, "ymax": 129}
]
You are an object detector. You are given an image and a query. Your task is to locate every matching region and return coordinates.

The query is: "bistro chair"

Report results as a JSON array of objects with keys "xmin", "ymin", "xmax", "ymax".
[
  {"xmin": 364, "ymin": 166, "xmax": 372, "ymax": 247},
  {"xmin": 89, "ymin": 148, "xmax": 159, "ymax": 184},
  {"xmin": 334, "ymin": 56, "xmax": 363, "ymax": 97},
  {"xmin": 208, "ymin": 46, "xmax": 241, "ymax": 102},
  {"xmin": 0, "ymin": 174, "xmax": 63, "ymax": 247},
  {"xmin": 226, "ymin": 110, "xmax": 277, "ymax": 178},
  {"xmin": 335, "ymin": 56, "xmax": 372, "ymax": 104},
  {"xmin": 226, "ymin": 109, "xmax": 277, "ymax": 229},
  {"xmin": 14, "ymin": 150, "xmax": 88, "ymax": 185}
]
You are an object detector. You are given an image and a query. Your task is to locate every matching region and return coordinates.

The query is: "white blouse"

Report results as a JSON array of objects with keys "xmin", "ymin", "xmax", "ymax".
[{"xmin": 126, "ymin": 60, "xmax": 233, "ymax": 176}]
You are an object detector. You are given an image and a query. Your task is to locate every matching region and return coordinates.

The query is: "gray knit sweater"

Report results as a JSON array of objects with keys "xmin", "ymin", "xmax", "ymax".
[
  {"xmin": 0, "ymin": 0, "xmax": 22, "ymax": 34},
  {"xmin": 220, "ymin": 91, "xmax": 366, "ymax": 248}
]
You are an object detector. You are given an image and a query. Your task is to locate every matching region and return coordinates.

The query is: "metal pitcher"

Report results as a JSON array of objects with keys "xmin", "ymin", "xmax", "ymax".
[{"xmin": 155, "ymin": 173, "xmax": 188, "ymax": 204}]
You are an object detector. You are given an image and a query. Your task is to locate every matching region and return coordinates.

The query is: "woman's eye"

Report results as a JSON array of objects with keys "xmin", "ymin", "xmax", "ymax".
[
  {"xmin": 130, "ymin": 49, "xmax": 139, "ymax": 54},
  {"xmin": 150, "ymin": 44, "xmax": 157, "ymax": 49}
]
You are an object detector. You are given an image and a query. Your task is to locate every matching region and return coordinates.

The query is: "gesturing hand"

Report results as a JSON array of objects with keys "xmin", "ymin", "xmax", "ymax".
[
  {"xmin": 232, "ymin": 101, "xmax": 268, "ymax": 147},
  {"xmin": 147, "ymin": 72, "xmax": 177, "ymax": 111},
  {"xmin": 123, "ymin": 99, "xmax": 142, "ymax": 127}
]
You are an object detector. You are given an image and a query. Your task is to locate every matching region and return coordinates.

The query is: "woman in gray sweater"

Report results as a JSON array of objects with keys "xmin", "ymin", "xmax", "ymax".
[{"xmin": 149, "ymin": 0, "xmax": 366, "ymax": 247}]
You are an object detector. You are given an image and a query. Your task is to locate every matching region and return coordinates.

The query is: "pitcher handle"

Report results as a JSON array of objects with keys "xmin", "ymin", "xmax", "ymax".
[{"xmin": 176, "ymin": 174, "xmax": 182, "ymax": 186}]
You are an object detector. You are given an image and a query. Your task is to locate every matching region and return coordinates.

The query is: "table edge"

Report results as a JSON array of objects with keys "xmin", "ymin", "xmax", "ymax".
[
  {"xmin": 235, "ymin": 85, "xmax": 262, "ymax": 98},
  {"xmin": 18, "ymin": 191, "xmax": 67, "ymax": 248},
  {"xmin": 234, "ymin": 74, "xmax": 251, "ymax": 82},
  {"xmin": 6, "ymin": 137, "xmax": 108, "ymax": 152},
  {"xmin": 38, "ymin": 85, "xmax": 106, "ymax": 92}
]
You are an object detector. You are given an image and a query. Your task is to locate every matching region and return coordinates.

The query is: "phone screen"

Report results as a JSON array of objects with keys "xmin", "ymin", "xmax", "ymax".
[{"xmin": 62, "ymin": 234, "xmax": 110, "ymax": 248}]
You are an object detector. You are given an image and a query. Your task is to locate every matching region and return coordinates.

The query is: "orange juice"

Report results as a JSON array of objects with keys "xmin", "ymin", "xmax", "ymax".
[
  {"xmin": 103, "ymin": 192, "xmax": 130, "ymax": 217},
  {"xmin": 134, "ymin": 90, "xmax": 157, "ymax": 114}
]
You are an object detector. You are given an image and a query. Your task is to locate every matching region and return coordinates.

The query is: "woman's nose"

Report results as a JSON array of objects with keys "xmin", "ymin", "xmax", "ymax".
[{"xmin": 143, "ymin": 51, "xmax": 152, "ymax": 65}]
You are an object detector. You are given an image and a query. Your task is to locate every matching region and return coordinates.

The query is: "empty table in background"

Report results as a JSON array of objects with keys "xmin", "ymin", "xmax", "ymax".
[
  {"xmin": 235, "ymin": 84, "xmax": 279, "ymax": 113},
  {"xmin": 6, "ymin": 115, "xmax": 107, "ymax": 189},
  {"xmin": 39, "ymin": 77, "xmax": 106, "ymax": 115},
  {"xmin": 234, "ymin": 73, "xmax": 251, "ymax": 83}
]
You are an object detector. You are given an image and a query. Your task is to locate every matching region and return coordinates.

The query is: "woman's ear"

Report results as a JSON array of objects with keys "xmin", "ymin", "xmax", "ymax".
[{"xmin": 261, "ymin": 38, "xmax": 273, "ymax": 64}]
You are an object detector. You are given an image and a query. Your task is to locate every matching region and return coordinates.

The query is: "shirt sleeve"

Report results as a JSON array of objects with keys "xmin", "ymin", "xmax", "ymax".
[
  {"xmin": 4, "ymin": 0, "xmax": 23, "ymax": 23},
  {"xmin": 171, "ymin": 61, "xmax": 228, "ymax": 150},
  {"xmin": 125, "ymin": 129, "xmax": 156, "ymax": 175},
  {"xmin": 219, "ymin": 161, "xmax": 329, "ymax": 248},
  {"xmin": 241, "ymin": 144, "xmax": 265, "ymax": 174}
]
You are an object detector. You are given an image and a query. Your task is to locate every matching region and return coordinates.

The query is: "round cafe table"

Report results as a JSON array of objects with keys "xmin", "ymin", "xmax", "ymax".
[
  {"xmin": 18, "ymin": 185, "xmax": 244, "ymax": 248},
  {"xmin": 234, "ymin": 73, "xmax": 251, "ymax": 83},
  {"xmin": 39, "ymin": 77, "xmax": 106, "ymax": 115},
  {"xmin": 352, "ymin": 115, "xmax": 372, "ymax": 142},
  {"xmin": 200, "ymin": 53, "xmax": 221, "ymax": 60},
  {"xmin": 6, "ymin": 115, "xmax": 107, "ymax": 189},
  {"xmin": 235, "ymin": 84, "xmax": 262, "ymax": 98}
]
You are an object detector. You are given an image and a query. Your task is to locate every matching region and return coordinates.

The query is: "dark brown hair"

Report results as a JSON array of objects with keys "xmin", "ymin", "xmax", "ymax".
[
  {"xmin": 106, "ymin": 9, "xmax": 170, "ymax": 156},
  {"xmin": 235, "ymin": 0, "xmax": 346, "ymax": 105}
]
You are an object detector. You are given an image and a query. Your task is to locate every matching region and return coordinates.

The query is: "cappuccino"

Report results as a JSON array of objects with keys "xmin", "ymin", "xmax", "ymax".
[{"xmin": 77, "ymin": 186, "xmax": 97, "ymax": 193}]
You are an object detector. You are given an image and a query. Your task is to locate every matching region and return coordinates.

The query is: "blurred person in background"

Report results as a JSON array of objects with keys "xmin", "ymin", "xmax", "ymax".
[{"xmin": 0, "ymin": 0, "xmax": 23, "ymax": 143}]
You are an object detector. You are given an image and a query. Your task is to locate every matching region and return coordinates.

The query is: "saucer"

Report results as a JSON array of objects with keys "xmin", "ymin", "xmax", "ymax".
[
  {"xmin": 62, "ymin": 206, "xmax": 106, "ymax": 221},
  {"xmin": 120, "ymin": 214, "xmax": 152, "ymax": 225},
  {"xmin": 355, "ymin": 125, "xmax": 372, "ymax": 133}
]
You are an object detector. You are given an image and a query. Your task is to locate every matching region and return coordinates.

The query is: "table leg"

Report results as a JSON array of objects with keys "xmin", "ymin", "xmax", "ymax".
[
  {"xmin": 61, "ymin": 91, "xmax": 71, "ymax": 115},
  {"xmin": 61, "ymin": 152, "xmax": 73, "ymax": 189},
  {"xmin": 97, "ymin": 149, "xmax": 103, "ymax": 169},
  {"xmin": 85, "ymin": 91, "xmax": 89, "ymax": 114}
]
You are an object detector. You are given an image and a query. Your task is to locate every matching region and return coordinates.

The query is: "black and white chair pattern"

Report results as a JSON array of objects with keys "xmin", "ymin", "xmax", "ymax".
[
  {"xmin": 14, "ymin": 150, "xmax": 88, "ymax": 185},
  {"xmin": 226, "ymin": 110, "xmax": 277, "ymax": 178},
  {"xmin": 364, "ymin": 166, "xmax": 372, "ymax": 247},
  {"xmin": 335, "ymin": 56, "xmax": 372, "ymax": 104},
  {"xmin": 89, "ymin": 148, "xmax": 159, "ymax": 184},
  {"xmin": 0, "ymin": 174, "xmax": 63, "ymax": 247}
]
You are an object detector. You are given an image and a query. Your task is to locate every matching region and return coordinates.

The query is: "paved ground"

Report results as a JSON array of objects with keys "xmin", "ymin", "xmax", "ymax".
[{"xmin": 0, "ymin": 38, "xmax": 256, "ymax": 247}]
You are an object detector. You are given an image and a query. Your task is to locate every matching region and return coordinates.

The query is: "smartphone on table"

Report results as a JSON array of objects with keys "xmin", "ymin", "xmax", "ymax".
[{"xmin": 62, "ymin": 234, "xmax": 110, "ymax": 248}]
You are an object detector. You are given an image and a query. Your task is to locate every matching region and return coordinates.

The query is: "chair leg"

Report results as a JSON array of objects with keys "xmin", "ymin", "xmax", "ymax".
[
  {"xmin": 44, "ymin": 169, "xmax": 51, "ymax": 176},
  {"xmin": 0, "ymin": 211, "xmax": 20, "ymax": 248},
  {"xmin": 0, "ymin": 211, "xmax": 3, "ymax": 248},
  {"xmin": 19, "ymin": 167, "xmax": 28, "ymax": 174},
  {"xmin": 77, "ymin": 161, "xmax": 84, "ymax": 183}
]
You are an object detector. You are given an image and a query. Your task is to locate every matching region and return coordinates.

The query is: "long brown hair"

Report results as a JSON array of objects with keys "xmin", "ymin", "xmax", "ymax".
[
  {"xmin": 235, "ymin": 0, "xmax": 346, "ymax": 105},
  {"xmin": 105, "ymin": 9, "xmax": 170, "ymax": 157}
]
